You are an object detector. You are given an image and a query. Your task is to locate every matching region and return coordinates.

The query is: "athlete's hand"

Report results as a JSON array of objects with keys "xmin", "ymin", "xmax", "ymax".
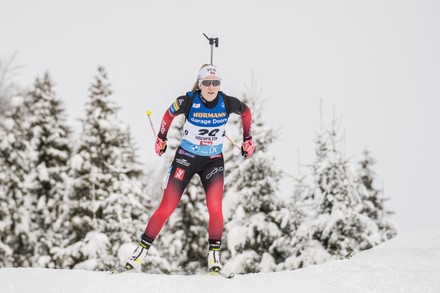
[
  {"xmin": 155, "ymin": 137, "xmax": 167, "ymax": 156},
  {"xmin": 241, "ymin": 139, "xmax": 255, "ymax": 158}
]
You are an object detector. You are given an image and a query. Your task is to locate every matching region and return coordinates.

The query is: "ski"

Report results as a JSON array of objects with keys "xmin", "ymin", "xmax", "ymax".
[
  {"xmin": 110, "ymin": 263, "xmax": 234, "ymax": 278},
  {"xmin": 206, "ymin": 271, "xmax": 235, "ymax": 279},
  {"xmin": 110, "ymin": 264, "xmax": 135, "ymax": 275}
]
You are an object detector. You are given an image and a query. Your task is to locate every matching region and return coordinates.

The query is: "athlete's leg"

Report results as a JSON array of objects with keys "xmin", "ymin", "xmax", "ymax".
[
  {"xmin": 125, "ymin": 150, "xmax": 196, "ymax": 270},
  {"xmin": 199, "ymin": 161, "xmax": 225, "ymax": 240},
  {"xmin": 144, "ymin": 154, "xmax": 194, "ymax": 240}
]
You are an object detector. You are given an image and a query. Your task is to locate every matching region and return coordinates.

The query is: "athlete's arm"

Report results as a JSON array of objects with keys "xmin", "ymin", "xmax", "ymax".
[
  {"xmin": 224, "ymin": 95, "xmax": 252, "ymax": 141},
  {"xmin": 157, "ymin": 95, "xmax": 190, "ymax": 140}
]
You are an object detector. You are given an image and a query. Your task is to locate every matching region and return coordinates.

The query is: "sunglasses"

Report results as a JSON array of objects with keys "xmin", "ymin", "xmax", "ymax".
[{"xmin": 201, "ymin": 80, "xmax": 221, "ymax": 87}]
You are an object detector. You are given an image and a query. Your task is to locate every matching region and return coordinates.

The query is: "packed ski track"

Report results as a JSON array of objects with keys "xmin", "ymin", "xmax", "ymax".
[{"xmin": 1, "ymin": 225, "xmax": 439, "ymax": 293}]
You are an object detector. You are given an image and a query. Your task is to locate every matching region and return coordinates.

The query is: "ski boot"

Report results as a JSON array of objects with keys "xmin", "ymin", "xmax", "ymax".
[
  {"xmin": 207, "ymin": 239, "xmax": 222, "ymax": 272},
  {"xmin": 117, "ymin": 234, "xmax": 153, "ymax": 273}
]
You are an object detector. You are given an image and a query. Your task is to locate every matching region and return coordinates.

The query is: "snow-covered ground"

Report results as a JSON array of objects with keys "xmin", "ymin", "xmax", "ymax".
[{"xmin": 1, "ymin": 225, "xmax": 439, "ymax": 293}]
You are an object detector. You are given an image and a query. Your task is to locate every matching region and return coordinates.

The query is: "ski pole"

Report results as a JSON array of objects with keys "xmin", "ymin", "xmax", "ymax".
[
  {"xmin": 225, "ymin": 134, "xmax": 241, "ymax": 151},
  {"xmin": 145, "ymin": 110, "xmax": 157, "ymax": 138}
]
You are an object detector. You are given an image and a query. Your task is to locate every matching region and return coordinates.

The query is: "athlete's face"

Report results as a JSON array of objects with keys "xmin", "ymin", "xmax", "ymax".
[{"xmin": 200, "ymin": 76, "xmax": 221, "ymax": 101}]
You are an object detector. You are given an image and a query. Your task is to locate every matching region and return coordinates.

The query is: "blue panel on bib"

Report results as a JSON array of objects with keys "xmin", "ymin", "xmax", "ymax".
[
  {"xmin": 181, "ymin": 139, "xmax": 223, "ymax": 156},
  {"xmin": 187, "ymin": 93, "xmax": 228, "ymax": 127}
]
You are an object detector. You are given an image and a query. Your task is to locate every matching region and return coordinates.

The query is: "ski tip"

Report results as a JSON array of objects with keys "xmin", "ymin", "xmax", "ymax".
[{"xmin": 206, "ymin": 271, "xmax": 235, "ymax": 279}]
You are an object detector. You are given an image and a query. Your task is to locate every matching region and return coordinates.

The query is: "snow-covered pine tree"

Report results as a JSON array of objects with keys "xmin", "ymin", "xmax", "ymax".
[
  {"xmin": 223, "ymin": 79, "xmax": 285, "ymax": 274},
  {"xmin": 278, "ymin": 174, "xmax": 331, "ymax": 270},
  {"xmin": 56, "ymin": 66, "xmax": 150, "ymax": 270},
  {"xmin": 307, "ymin": 117, "xmax": 379, "ymax": 258},
  {"xmin": 0, "ymin": 95, "xmax": 36, "ymax": 267},
  {"xmin": 0, "ymin": 54, "xmax": 23, "ymax": 266},
  {"xmin": 100, "ymin": 129, "xmax": 154, "ymax": 266},
  {"xmin": 357, "ymin": 149, "xmax": 397, "ymax": 243},
  {"xmin": 24, "ymin": 73, "xmax": 72, "ymax": 268}
]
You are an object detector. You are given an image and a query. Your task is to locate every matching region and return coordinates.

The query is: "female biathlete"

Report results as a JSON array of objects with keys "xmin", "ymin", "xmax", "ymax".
[{"xmin": 121, "ymin": 64, "xmax": 254, "ymax": 273}]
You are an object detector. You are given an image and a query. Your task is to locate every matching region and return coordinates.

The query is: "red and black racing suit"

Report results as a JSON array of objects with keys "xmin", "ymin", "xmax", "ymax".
[{"xmin": 143, "ymin": 90, "xmax": 252, "ymax": 244}]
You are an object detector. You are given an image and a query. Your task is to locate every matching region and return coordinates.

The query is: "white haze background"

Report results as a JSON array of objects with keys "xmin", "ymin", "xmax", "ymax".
[{"xmin": 1, "ymin": 0, "xmax": 440, "ymax": 233}]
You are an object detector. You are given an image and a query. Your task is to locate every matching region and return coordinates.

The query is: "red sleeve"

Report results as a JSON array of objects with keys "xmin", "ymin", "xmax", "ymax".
[
  {"xmin": 157, "ymin": 110, "xmax": 175, "ymax": 139},
  {"xmin": 223, "ymin": 94, "xmax": 253, "ymax": 141},
  {"xmin": 240, "ymin": 106, "xmax": 252, "ymax": 141},
  {"xmin": 157, "ymin": 95, "xmax": 189, "ymax": 139}
]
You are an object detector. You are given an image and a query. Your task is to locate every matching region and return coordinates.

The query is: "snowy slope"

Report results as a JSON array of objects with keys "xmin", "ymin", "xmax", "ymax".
[{"xmin": 1, "ymin": 225, "xmax": 439, "ymax": 293}]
